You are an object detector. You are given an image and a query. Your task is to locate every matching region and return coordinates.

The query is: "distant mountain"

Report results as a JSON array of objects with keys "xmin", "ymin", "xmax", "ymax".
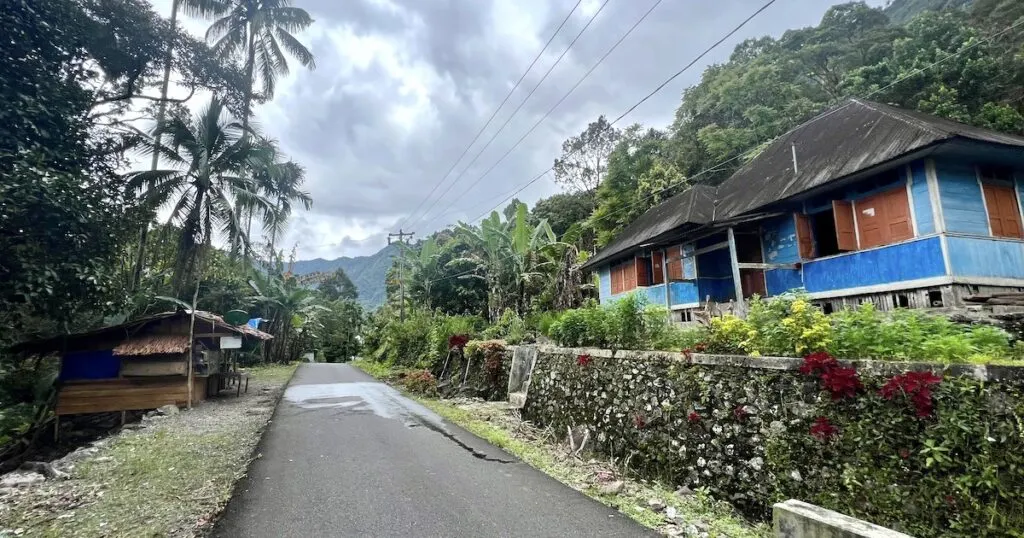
[
  {"xmin": 883, "ymin": 0, "xmax": 973, "ymax": 24},
  {"xmin": 292, "ymin": 243, "xmax": 397, "ymax": 310}
]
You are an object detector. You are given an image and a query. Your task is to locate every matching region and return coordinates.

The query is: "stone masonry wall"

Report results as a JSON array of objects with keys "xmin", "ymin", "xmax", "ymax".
[{"xmin": 520, "ymin": 345, "xmax": 1024, "ymax": 537}]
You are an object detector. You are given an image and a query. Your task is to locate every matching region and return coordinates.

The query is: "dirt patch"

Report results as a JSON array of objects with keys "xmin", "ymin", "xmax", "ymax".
[{"xmin": 0, "ymin": 364, "xmax": 295, "ymax": 537}]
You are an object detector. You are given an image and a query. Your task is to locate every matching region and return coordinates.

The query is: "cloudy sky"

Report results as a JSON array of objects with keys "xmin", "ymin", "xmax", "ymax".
[{"xmin": 151, "ymin": 0, "xmax": 887, "ymax": 261}]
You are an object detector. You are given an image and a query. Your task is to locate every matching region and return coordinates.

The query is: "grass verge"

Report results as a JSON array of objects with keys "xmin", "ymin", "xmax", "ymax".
[
  {"xmin": 417, "ymin": 397, "xmax": 769, "ymax": 537},
  {"xmin": 1, "ymin": 363, "xmax": 297, "ymax": 538}
]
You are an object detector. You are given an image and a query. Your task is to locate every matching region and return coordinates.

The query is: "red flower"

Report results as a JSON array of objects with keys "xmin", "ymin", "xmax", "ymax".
[
  {"xmin": 800, "ymin": 351, "xmax": 838, "ymax": 375},
  {"xmin": 694, "ymin": 343, "xmax": 707, "ymax": 353},
  {"xmin": 448, "ymin": 334, "xmax": 470, "ymax": 350},
  {"xmin": 733, "ymin": 405, "xmax": 749, "ymax": 422},
  {"xmin": 810, "ymin": 416, "xmax": 838, "ymax": 441},
  {"xmin": 687, "ymin": 411, "xmax": 701, "ymax": 424},
  {"xmin": 898, "ymin": 448, "xmax": 910, "ymax": 460},
  {"xmin": 633, "ymin": 413, "xmax": 647, "ymax": 429},
  {"xmin": 577, "ymin": 354, "xmax": 592, "ymax": 367},
  {"xmin": 820, "ymin": 366, "xmax": 863, "ymax": 400},
  {"xmin": 880, "ymin": 371, "xmax": 943, "ymax": 418}
]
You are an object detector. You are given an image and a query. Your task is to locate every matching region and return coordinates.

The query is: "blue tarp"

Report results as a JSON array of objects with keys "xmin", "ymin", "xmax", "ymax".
[
  {"xmin": 61, "ymin": 349, "xmax": 120, "ymax": 380},
  {"xmin": 247, "ymin": 318, "xmax": 263, "ymax": 329}
]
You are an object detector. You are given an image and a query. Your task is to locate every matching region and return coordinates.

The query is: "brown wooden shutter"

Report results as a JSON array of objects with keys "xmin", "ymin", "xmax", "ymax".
[
  {"xmin": 651, "ymin": 251, "xmax": 665, "ymax": 285},
  {"xmin": 611, "ymin": 264, "xmax": 622, "ymax": 294},
  {"xmin": 666, "ymin": 246, "xmax": 683, "ymax": 280},
  {"xmin": 623, "ymin": 259, "xmax": 637, "ymax": 291},
  {"xmin": 855, "ymin": 192, "xmax": 886, "ymax": 249},
  {"xmin": 794, "ymin": 213, "xmax": 814, "ymax": 259},
  {"xmin": 833, "ymin": 200, "xmax": 858, "ymax": 251},
  {"xmin": 885, "ymin": 187, "xmax": 914, "ymax": 243},
  {"xmin": 635, "ymin": 257, "xmax": 650, "ymax": 287},
  {"xmin": 983, "ymin": 183, "xmax": 1024, "ymax": 239}
]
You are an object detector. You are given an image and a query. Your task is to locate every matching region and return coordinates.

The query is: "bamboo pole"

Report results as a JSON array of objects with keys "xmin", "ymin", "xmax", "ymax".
[{"xmin": 186, "ymin": 251, "xmax": 203, "ymax": 409}]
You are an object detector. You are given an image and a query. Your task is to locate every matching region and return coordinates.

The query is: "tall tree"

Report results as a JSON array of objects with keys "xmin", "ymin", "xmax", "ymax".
[
  {"xmin": 204, "ymin": 0, "xmax": 316, "ymax": 251},
  {"xmin": 205, "ymin": 0, "xmax": 316, "ymax": 129},
  {"xmin": 128, "ymin": 96, "xmax": 274, "ymax": 293},
  {"xmin": 318, "ymin": 267, "xmax": 358, "ymax": 302},
  {"xmin": 552, "ymin": 115, "xmax": 621, "ymax": 196}
]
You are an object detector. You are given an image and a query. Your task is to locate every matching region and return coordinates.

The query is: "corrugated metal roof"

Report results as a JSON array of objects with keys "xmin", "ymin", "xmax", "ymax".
[{"xmin": 584, "ymin": 99, "xmax": 1024, "ymax": 270}]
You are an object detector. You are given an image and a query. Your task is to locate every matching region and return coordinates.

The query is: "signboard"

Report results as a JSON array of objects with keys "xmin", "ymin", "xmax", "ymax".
[{"xmin": 220, "ymin": 336, "xmax": 242, "ymax": 349}]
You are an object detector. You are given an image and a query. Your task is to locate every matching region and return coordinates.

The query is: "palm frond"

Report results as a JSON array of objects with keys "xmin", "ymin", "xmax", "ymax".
[{"xmin": 274, "ymin": 27, "xmax": 315, "ymax": 68}]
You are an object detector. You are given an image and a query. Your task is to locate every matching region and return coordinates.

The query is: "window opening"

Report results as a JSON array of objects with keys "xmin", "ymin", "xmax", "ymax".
[{"xmin": 812, "ymin": 209, "xmax": 840, "ymax": 257}]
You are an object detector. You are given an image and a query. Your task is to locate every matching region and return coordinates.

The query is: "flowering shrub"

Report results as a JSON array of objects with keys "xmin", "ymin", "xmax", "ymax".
[
  {"xmin": 576, "ymin": 354, "xmax": 592, "ymax": 367},
  {"xmin": 448, "ymin": 333, "xmax": 470, "ymax": 350},
  {"xmin": 687, "ymin": 411, "xmax": 702, "ymax": 424},
  {"xmin": 809, "ymin": 416, "xmax": 838, "ymax": 441},
  {"xmin": 402, "ymin": 369, "xmax": 438, "ymax": 396},
  {"xmin": 880, "ymin": 371, "xmax": 943, "ymax": 418},
  {"xmin": 799, "ymin": 352, "xmax": 862, "ymax": 401}
]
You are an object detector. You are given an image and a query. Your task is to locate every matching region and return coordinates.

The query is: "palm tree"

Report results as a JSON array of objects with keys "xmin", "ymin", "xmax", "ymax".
[
  {"xmin": 249, "ymin": 138, "xmax": 312, "ymax": 255},
  {"xmin": 205, "ymin": 0, "xmax": 316, "ymax": 130},
  {"xmin": 248, "ymin": 269, "xmax": 327, "ymax": 362},
  {"xmin": 131, "ymin": 0, "xmax": 234, "ymax": 291},
  {"xmin": 128, "ymin": 96, "xmax": 274, "ymax": 293}
]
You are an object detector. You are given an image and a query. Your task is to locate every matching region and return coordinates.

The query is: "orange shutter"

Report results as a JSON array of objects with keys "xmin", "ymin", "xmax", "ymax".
[
  {"xmin": 885, "ymin": 187, "xmax": 914, "ymax": 243},
  {"xmin": 833, "ymin": 200, "xmax": 857, "ymax": 251},
  {"xmin": 794, "ymin": 213, "xmax": 814, "ymax": 259},
  {"xmin": 651, "ymin": 251, "xmax": 665, "ymax": 285},
  {"xmin": 983, "ymin": 183, "xmax": 1024, "ymax": 239},
  {"xmin": 610, "ymin": 265, "xmax": 622, "ymax": 294},
  {"xmin": 666, "ymin": 246, "xmax": 683, "ymax": 280}
]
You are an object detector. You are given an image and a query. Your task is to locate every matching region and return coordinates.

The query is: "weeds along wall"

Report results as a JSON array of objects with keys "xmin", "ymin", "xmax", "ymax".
[{"xmin": 520, "ymin": 345, "xmax": 1024, "ymax": 538}]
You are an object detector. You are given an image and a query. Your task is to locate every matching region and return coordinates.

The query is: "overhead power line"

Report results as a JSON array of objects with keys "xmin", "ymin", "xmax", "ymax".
[
  {"xmin": 412, "ymin": 0, "xmax": 664, "ymax": 230},
  {"xmin": 421, "ymin": 11, "xmax": 1024, "ymax": 286},
  {"xmin": 401, "ymin": 0, "xmax": 609, "ymax": 230},
  {"xmin": 395, "ymin": 0, "xmax": 586, "ymax": 231},
  {"xmin": 465, "ymin": 0, "xmax": 777, "ymax": 223}
]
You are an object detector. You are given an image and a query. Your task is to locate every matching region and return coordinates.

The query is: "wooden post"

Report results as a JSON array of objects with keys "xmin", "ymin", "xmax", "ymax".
[
  {"xmin": 186, "ymin": 266, "xmax": 201, "ymax": 410},
  {"xmin": 727, "ymin": 228, "xmax": 744, "ymax": 311},
  {"xmin": 53, "ymin": 416, "xmax": 59, "ymax": 443},
  {"xmin": 661, "ymin": 247, "xmax": 672, "ymax": 322}
]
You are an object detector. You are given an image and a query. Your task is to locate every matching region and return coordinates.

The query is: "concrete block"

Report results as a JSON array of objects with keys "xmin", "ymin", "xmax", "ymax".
[{"xmin": 773, "ymin": 500, "xmax": 913, "ymax": 538}]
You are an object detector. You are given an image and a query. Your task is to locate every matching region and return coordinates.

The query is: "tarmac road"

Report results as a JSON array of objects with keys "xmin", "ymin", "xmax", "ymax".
[{"xmin": 214, "ymin": 362, "xmax": 652, "ymax": 538}]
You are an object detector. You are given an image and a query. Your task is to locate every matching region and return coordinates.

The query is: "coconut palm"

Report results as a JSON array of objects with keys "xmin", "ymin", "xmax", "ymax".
[
  {"xmin": 249, "ymin": 138, "xmax": 312, "ymax": 255},
  {"xmin": 205, "ymin": 0, "xmax": 316, "ymax": 129},
  {"xmin": 128, "ymin": 96, "xmax": 274, "ymax": 293}
]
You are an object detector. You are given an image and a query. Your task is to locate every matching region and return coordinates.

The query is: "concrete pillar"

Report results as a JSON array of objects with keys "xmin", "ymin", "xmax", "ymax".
[{"xmin": 773, "ymin": 500, "xmax": 913, "ymax": 538}]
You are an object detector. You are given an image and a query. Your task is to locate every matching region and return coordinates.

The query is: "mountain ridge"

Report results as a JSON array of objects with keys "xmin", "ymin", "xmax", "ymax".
[{"xmin": 291, "ymin": 243, "xmax": 397, "ymax": 310}]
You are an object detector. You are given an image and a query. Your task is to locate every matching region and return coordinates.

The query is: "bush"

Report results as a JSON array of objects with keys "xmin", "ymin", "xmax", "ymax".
[
  {"xmin": 482, "ymin": 309, "xmax": 528, "ymax": 344},
  {"xmin": 427, "ymin": 314, "xmax": 483, "ymax": 361},
  {"xmin": 526, "ymin": 310, "xmax": 561, "ymax": 338},
  {"xmin": 401, "ymin": 369, "xmax": 437, "ymax": 396},
  {"xmin": 547, "ymin": 294, "xmax": 697, "ymax": 351},
  {"xmin": 363, "ymin": 309, "xmax": 434, "ymax": 368}
]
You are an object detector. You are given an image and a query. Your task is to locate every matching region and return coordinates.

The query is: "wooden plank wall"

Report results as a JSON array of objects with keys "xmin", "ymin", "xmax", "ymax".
[{"xmin": 56, "ymin": 376, "xmax": 207, "ymax": 415}]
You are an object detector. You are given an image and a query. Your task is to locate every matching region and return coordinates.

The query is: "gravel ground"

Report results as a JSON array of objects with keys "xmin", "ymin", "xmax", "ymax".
[{"xmin": 0, "ymin": 365, "xmax": 295, "ymax": 538}]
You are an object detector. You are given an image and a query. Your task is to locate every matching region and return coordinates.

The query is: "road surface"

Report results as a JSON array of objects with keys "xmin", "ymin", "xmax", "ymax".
[{"xmin": 214, "ymin": 363, "xmax": 652, "ymax": 537}]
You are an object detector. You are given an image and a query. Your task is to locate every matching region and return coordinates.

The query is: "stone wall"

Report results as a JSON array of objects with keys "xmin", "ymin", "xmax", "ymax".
[{"xmin": 520, "ymin": 345, "xmax": 1024, "ymax": 537}]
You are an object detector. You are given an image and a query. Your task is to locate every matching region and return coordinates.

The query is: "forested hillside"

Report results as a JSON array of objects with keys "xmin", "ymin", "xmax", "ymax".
[
  {"xmin": 884, "ymin": 0, "xmax": 974, "ymax": 23},
  {"xmin": 292, "ymin": 244, "xmax": 398, "ymax": 309}
]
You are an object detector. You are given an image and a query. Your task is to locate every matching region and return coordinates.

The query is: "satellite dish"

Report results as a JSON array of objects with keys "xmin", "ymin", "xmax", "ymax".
[{"xmin": 224, "ymin": 310, "xmax": 249, "ymax": 325}]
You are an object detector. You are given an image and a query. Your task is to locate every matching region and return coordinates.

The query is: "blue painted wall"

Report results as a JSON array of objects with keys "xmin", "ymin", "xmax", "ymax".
[
  {"xmin": 696, "ymin": 247, "xmax": 735, "ymax": 302},
  {"xmin": 947, "ymin": 236, "xmax": 1024, "ymax": 279},
  {"xmin": 803, "ymin": 236, "xmax": 945, "ymax": 292},
  {"xmin": 61, "ymin": 350, "xmax": 120, "ymax": 381},
  {"xmin": 598, "ymin": 266, "xmax": 612, "ymax": 304},
  {"xmin": 765, "ymin": 269, "xmax": 804, "ymax": 296},
  {"xmin": 762, "ymin": 216, "xmax": 799, "ymax": 264},
  {"xmin": 698, "ymin": 278, "xmax": 736, "ymax": 303},
  {"xmin": 909, "ymin": 161, "xmax": 935, "ymax": 235},
  {"xmin": 669, "ymin": 281, "xmax": 699, "ymax": 306},
  {"xmin": 936, "ymin": 159, "xmax": 989, "ymax": 235}
]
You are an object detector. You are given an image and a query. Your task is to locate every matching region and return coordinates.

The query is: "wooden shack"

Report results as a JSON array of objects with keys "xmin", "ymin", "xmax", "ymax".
[{"xmin": 11, "ymin": 310, "xmax": 272, "ymax": 418}]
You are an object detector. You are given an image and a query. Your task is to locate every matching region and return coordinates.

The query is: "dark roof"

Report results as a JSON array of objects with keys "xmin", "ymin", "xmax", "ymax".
[
  {"xmin": 585, "ymin": 185, "xmax": 715, "ymax": 268},
  {"xmin": 584, "ymin": 99, "xmax": 1024, "ymax": 270},
  {"xmin": 10, "ymin": 310, "xmax": 272, "ymax": 355}
]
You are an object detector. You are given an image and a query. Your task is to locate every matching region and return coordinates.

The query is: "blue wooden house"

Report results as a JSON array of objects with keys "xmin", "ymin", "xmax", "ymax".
[{"xmin": 582, "ymin": 100, "xmax": 1024, "ymax": 320}]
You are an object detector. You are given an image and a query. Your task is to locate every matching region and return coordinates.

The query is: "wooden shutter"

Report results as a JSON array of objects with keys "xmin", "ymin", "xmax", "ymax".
[
  {"xmin": 635, "ymin": 257, "xmax": 650, "ymax": 287},
  {"xmin": 651, "ymin": 251, "xmax": 665, "ymax": 285},
  {"xmin": 794, "ymin": 213, "xmax": 814, "ymax": 259},
  {"xmin": 983, "ymin": 183, "xmax": 1024, "ymax": 239},
  {"xmin": 833, "ymin": 200, "xmax": 857, "ymax": 251},
  {"xmin": 623, "ymin": 260, "xmax": 637, "ymax": 291},
  {"xmin": 885, "ymin": 187, "xmax": 914, "ymax": 243},
  {"xmin": 610, "ymin": 264, "xmax": 622, "ymax": 294},
  {"xmin": 666, "ymin": 246, "xmax": 683, "ymax": 281}
]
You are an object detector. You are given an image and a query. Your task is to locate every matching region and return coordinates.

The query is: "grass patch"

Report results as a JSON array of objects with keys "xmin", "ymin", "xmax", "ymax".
[
  {"xmin": 418, "ymin": 398, "xmax": 769, "ymax": 537},
  {"xmin": 351, "ymin": 359, "xmax": 400, "ymax": 380},
  {"xmin": 3, "ymin": 364, "xmax": 297, "ymax": 537}
]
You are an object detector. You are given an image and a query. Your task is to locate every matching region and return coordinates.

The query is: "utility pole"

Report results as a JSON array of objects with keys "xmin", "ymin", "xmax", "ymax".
[{"xmin": 388, "ymin": 229, "xmax": 414, "ymax": 322}]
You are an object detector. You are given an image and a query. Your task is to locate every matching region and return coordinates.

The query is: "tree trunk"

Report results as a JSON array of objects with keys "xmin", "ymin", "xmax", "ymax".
[
  {"xmin": 241, "ymin": 24, "xmax": 257, "ymax": 260},
  {"xmin": 131, "ymin": 0, "xmax": 180, "ymax": 292}
]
